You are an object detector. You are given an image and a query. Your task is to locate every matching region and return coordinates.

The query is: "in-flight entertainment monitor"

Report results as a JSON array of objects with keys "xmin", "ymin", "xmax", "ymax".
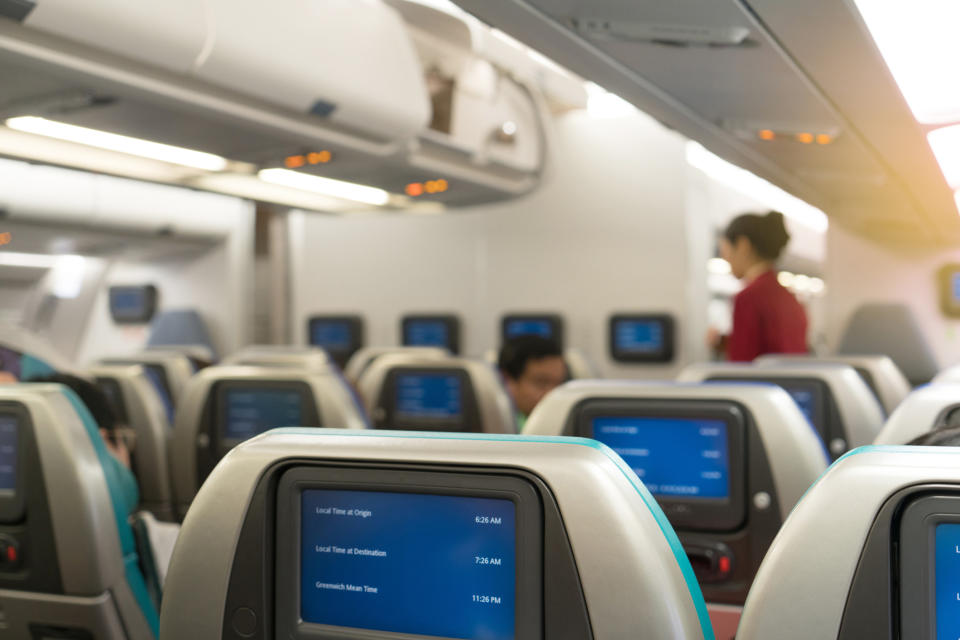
[
  {"xmin": 274, "ymin": 467, "xmax": 543, "ymax": 639},
  {"xmin": 217, "ymin": 384, "xmax": 306, "ymax": 444},
  {"xmin": 938, "ymin": 263, "xmax": 960, "ymax": 318},
  {"xmin": 574, "ymin": 400, "xmax": 746, "ymax": 531},
  {"xmin": 307, "ymin": 315, "xmax": 364, "ymax": 366},
  {"xmin": 608, "ymin": 314, "xmax": 675, "ymax": 363},
  {"xmin": 501, "ymin": 314, "xmax": 563, "ymax": 349},
  {"xmin": 375, "ymin": 368, "xmax": 477, "ymax": 432},
  {"xmin": 0, "ymin": 414, "xmax": 16, "ymax": 494},
  {"xmin": 0, "ymin": 409, "xmax": 25, "ymax": 523},
  {"xmin": 108, "ymin": 285, "xmax": 158, "ymax": 324},
  {"xmin": 776, "ymin": 381, "xmax": 826, "ymax": 440},
  {"xmin": 401, "ymin": 315, "xmax": 460, "ymax": 354}
]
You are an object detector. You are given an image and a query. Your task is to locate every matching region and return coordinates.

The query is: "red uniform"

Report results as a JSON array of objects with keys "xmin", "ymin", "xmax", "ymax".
[{"xmin": 727, "ymin": 270, "xmax": 808, "ymax": 362}]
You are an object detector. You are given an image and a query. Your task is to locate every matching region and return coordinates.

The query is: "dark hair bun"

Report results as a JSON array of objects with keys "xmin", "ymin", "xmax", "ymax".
[{"xmin": 724, "ymin": 210, "xmax": 791, "ymax": 260}]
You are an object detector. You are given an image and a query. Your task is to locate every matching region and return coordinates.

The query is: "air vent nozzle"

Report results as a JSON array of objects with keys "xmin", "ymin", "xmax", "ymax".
[{"xmin": 572, "ymin": 19, "xmax": 751, "ymax": 48}]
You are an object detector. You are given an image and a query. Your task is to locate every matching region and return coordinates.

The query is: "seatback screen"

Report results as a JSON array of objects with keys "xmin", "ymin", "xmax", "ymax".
[
  {"xmin": 310, "ymin": 321, "xmax": 353, "ymax": 351},
  {"xmin": 778, "ymin": 382, "xmax": 824, "ymax": 436},
  {"xmin": 0, "ymin": 415, "xmax": 16, "ymax": 493},
  {"xmin": 936, "ymin": 523, "xmax": 960, "ymax": 639},
  {"xmin": 504, "ymin": 319, "xmax": 554, "ymax": 340},
  {"xmin": 592, "ymin": 416, "xmax": 730, "ymax": 498},
  {"xmin": 395, "ymin": 373, "xmax": 462, "ymax": 420},
  {"xmin": 403, "ymin": 320, "xmax": 450, "ymax": 348},
  {"xmin": 613, "ymin": 319, "xmax": 663, "ymax": 353},
  {"xmin": 108, "ymin": 285, "xmax": 157, "ymax": 323},
  {"xmin": 300, "ymin": 489, "xmax": 516, "ymax": 639},
  {"xmin": 222, "ymin": 388, "xmax": 304, "ymax": 441},
  {"xmin": 143, "ymin": 364, "xmax": 175, "ymax": 424}
]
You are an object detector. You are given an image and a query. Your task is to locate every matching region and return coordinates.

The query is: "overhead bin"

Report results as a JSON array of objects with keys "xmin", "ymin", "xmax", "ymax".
[{"xmin": 0, "ymin": 0, "xmax": 558, "ymax": 208}]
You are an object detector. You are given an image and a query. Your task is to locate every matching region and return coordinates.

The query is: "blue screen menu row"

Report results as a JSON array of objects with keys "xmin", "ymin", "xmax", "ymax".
[
  {"xmin": 405, "ymin": 321, "xmax": 450, "ymax": 348},
  {"xmin": 300, "ymin": 489, "xmax": 516, "ymax": 640},
  {"xmin": 0, "ymin": 415, "xmax": 16, "ymax": 492},
  {"xmin": 395, "ymin": 374, "xmax": 462, "ymax": 419},
  {"xmin": 505, "ymin": 320, "xmax": 553, "ymax": 339},
  {"xmin": 614, "ymin": 320, "xmax": 664, "ymax": 353},
  {"xmin": 592, "ymin": 416, "xmax": 730, "ymax": 499},
  {"xmin": 223, "ymin": 389, "xmax": 303, "ymax": 440},
  {"xmin": 936, "ymin": 523, "xmax": 960, "ymax": 640},
  {"xmin": 310, "ymin": 322, "xmax": 353, "ymax": 350}
]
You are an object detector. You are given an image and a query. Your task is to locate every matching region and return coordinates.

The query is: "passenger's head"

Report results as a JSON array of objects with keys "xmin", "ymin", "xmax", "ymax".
[
  {"xmin": 498, "ymin": 336, "xmax": 567, "ymax": 416},
  {"xmin": 29, "ymin": 373, "xmax": 132, "ymax": 468},
  {"xmin": 720, "ymin": 211, "xmax": 790, "ymax": 278}
]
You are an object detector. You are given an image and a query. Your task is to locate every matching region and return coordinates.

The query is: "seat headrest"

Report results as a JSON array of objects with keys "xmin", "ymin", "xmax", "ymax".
[
  {"xmin": 343, "ymin": 346, "xmax": 449, "ymax": 384},
  {"xmin": 738, "ymin": 446, "xmax": 960, "ymax": 639},
  {"xmin": 678, "ymin": 362, "xmax": 884, "ymax": 458},
  {"xmin": 0, "ymin": 383, "xmax": 158, "ymax": 638},
  {"xmin": 160, "ymin": 430, "xmax": 713, "ymax": 639},
  {"xmin": 755, "ymin": 354, "xmax": 910, "ymax": 415},
  {"xmin": 169, "ymin": 365, "xmax": 368, "ymax": 517},
  {"xmin": 874, "ymin": 383, "xmax": 960, "ymax": 445},
  {"xmin": 224, "ymin": 345, "xmax": 337, "ymax": 370},
  {"xmin": 147, "ymin": 309, "xmax": 217, "ymax": 360},
  {"xmin": 357, "ymin": 354, "xmax": 516, "ymax": 433},
  {"xmin": 836, "ymin": 303, "xmax": 938, "ymax": 385}
]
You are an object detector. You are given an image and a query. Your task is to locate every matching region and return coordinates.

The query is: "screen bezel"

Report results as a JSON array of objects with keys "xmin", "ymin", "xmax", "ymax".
[
  {"xmin": 572, "ymin": 399, "xmax": 747, "ymax": 532},
  {"xmin": 213, "ymin": 380, "xmax": 317, "ymax": 451},
  {"xmin": 937, "ymin": 264, "xmax": 960, "ymax": 318},
  {"xmin": 607, "ymin": 313, "xmax": 676, "ymax": 363},
  {"xmin": 401, "ymin": 315, "xmax": 461, "ymax": 354},
  {"xmin": 274, "ymin": 466, "xmax": 543, "ymax": 640},
  {"xmin": 108, "ymin": 284, "xmax": 158, "ymax": 324},
  {"xmin": 307, "ymin": 315, "xmax": 365, "ymax": 365},
  {"xmin": 0, "ymin": 403, "xmax": 27, "ymax": 523},
  {"xmin": 898, "ymin": 493, "xmax": 960, "ymax": 640},
  {"xmin": 499, "ymin": 314, "xmax": 564, "ymax": 349},
  {"xmin": 376, "ymin": 368, "xmax": 479, "ymax": 432}
]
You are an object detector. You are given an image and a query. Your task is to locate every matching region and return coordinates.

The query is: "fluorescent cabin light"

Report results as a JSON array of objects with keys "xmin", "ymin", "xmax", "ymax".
[
  {"xmin": 5, "ymin": 117, "xmax": 228, "ymax": 171},
  {"xmin": 927, "ymin": 125, "xmax": 960, "ymax": 189},
  {"xmin": 852, "ymin": 0, "xmax": 960, "ymax": 124},
  {"xmin": 258, "ymin": 168, "xmax": 390, "ymax": 207},
  {"xmin": 0, "ymin": 251, "xmax": 61, "ymax": 268},
  {"xmin": 686, "ymin": 142, "xmax": 829, "ymax": 233},
  {"xmin": 50, "ymin": 255, "xmax": 86, "ymax": 299}
]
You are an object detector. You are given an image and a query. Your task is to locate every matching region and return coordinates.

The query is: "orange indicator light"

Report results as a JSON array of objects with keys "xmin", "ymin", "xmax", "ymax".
[
  {"xmin": 796, "ymin": 132, "xmax": 814, "ymax": 144},
  {"xmin": 284, "ymin": 155, "xmax": 306, "ymax": 168},
  {"xmin": 406, "ymin": 183, "xmax": 424, "ymax": 197},
  {"xmin": 815, "ymin": 134, "xmax": 833, "ymax": 145},
  {"xmin": 758, "ymin": 129, "xmax": 776, "ymax": 141}
]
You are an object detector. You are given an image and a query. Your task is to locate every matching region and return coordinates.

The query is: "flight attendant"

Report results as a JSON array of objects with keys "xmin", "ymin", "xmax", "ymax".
[{"xmin": 709, "ymin": 211, "xmax": 808, "ymax": 361}]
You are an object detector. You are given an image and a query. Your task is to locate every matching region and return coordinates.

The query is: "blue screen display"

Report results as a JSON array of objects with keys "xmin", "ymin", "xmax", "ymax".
[
  {"xmin": 395, "ymin": 373, "xmax": 462, "ymax": 419},
  {"xmin": 112, "ymin": 290, "xmax": 144, "ymax": 313},
  {"xmin": 300, "ymin": 489, "xmax": 516, "ymax": 639},
  {"xmin": 614, "ymin": 319, "xmax": 664, "ymax": 353},
  {"xmin": 952, "ymin": 273, "xmax": 960, "ymax": 303},
  {"xmin": 0, "ymin": 415, "xmax": 16, "ymax": 493},
  {"xmin": 404, "ymin": 320, "xmax": 450, "ymax": 348},
  {"xmin": 505, "ymin": 319, "xmax": 554, "ymax": 339},
  {"xmin": 592, "ymin": 416, "xmax": 730, "ymax": 499},
  {"xmin": 143, "ymin": 365, "xmax": 175, "ymax": 425},
  {"xmin": 310, "ymin": 321, "xmax": 353, "ymax": 351},
  {"xmin": 936, "ymin": 523, "xmax": 960, "ymax": 639},
  {"xmin": 223, "ymin": 388, "xmax": 303, "ymax": 440},
  {"xmin": 781, "ymin": 385, "xmax": 817, "ymax": 427}
]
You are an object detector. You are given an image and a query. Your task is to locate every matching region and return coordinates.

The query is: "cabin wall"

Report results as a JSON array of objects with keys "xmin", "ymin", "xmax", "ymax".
[
  {"xmin": 824, "ymin": 225, "xmax": 960, "ymax": 369},
  {"xmin": 289, "ymin": 108, "xmax": 708, "ymax": 378}
]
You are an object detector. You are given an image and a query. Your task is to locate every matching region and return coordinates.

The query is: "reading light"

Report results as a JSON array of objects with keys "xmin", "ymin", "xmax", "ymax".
[
  {"xmin": 5, "ymin": 117, "xmax": 228, "ymax": 171},
  {"xmin": 258, "ymin": 168, "xmax": 390, "ymax": 206},
  {"xmin": 927, "ymin": 124, "xmax": 960, "ymax": 189},
  {"xmin": 852, "ymin": 0, "xmax": 960, "ymax": 124},
  {"xmin": 758, "ymin": 129, "xmax": 776, "ymax": 141}
]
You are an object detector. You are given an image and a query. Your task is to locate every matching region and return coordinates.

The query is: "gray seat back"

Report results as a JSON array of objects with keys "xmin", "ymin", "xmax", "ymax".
[
  {"xmin": 874, "ymin": 383, "xmax": 960, "ymax": 444},
  {"xmin": 160, "ymin": 430, "xmax": 714, "ymax": 639},
  {"xmin": 738, "ymin": 447, "xmax": 960, "ymax": 639},
  {"xmin": 343, "ymin": 346, "xmax": 449, "ymax": 384},
  {"xmin": 836, "ymin": 303, "xmax": 938, "ymax": 385}
]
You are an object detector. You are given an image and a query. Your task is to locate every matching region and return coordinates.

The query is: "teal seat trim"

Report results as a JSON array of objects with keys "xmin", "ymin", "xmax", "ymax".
[
  {"xmin": 20, "ymin": 354, "xmax": 55, "ymax": 380},
  {"xmin": 270, "ymin": 428, "xmax": 715, "ymax": 640},
  {"xmin": 60, "ymin": 388, "xmax": 160, "ymax": 637}
]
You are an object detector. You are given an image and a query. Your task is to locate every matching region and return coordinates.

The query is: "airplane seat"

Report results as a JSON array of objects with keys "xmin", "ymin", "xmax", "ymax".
[
  {"xmin": 678, "ymin": 362, "xmax": 885, "ymax": 460},
  {"xmin": 873, "ymin": 383, "xmax": 960, "ymax": 445},
  {"xmin": 482, "ymin": 347, "xmax": 597, "ymax": 380},
  {"xmin": 144, "ymin": 345, "xmax": 216, "ymax": 372},
  {"xmin": 343, "ymin": 346, "xmax": 449, "ymax": 385},
  {"xmin": 357, "ymin": 354, "xmax": 516, "ymax": 433},
  {"xmin": 146, "ymin": 309, "xmax": 218, "ymax": 361},
  {"xmin": 99, "ymin": 352, "xmax": 194, "ymax": 426},
  {"xmin": 0, "ymin": 383, "xmax": 159, "ymax": 639},
  {"xmin": 737, "ymin": 446, "xmax": 960, "ymax": 639},
  {"xmin": 755, "ymin": 354, "xmax": 910, "ymax": 416},
  {"xmin": 932, "ymin": 363, "xmax": 960, "ymax": 385},
  {"xmin": 169, "ymin": 365, "xmax": 368, "ymax": 519},
  {"xmin": 836, "ymin": 302, "xmax": 938, "ymax": 386},
  {"xmin": 525, "ymin": 380, "xmax": 828, "ymax": 638},
  {"xmin": 160, "ymin": 429, "xmax": 713, "ymax": 639},
  {"xmin": 223, "ymin": 345, "xmax": 337, "ymax": 370},
  {"xmin": 0, "ymin": 322, "xmax": 76, "ymax": 380},
  {"xmin": 88, "ymin": 364, "xmax": 176, "ymax": 521}
]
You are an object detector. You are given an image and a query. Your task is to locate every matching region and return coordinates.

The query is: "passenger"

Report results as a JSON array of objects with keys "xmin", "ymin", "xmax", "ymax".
[
  {"xmin": 708, "ymin": 211, "xmax": 808, "ymax": 361},
  {"xmin": 29, "ymin": 373, "xmax": 139, "ymax": 515},
  {"xmin": 498, "ymin": 335, "xmax": 568, "ymax": 430}
]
